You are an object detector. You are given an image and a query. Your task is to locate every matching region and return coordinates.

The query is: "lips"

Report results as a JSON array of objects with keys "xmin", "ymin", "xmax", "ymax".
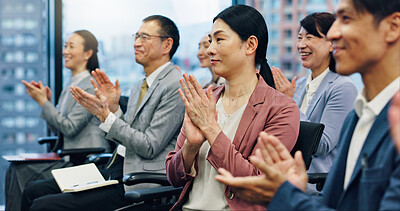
[
  {"xmin": 299, "ymin": 52, "xmax": 311, "ymax": 60},
  {"xmin": 210, "ymin": 59, "xmax": 220, "ymax": 65}
]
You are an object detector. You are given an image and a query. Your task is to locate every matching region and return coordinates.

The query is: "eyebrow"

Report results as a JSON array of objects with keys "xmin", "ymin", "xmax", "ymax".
[
  {"xmin": 208, "ymin": 30, "xmax": 224, "ymax": 38},
  {"xmin": 335, "ymin": 7, "xmax": 351, "ymax": 16}
]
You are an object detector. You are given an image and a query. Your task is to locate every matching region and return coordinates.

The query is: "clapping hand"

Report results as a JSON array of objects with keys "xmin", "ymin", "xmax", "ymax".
[
  {"xmin": 22, "ymin": 80, "xmax": 50, "ymax": 106},
  {"xmin": 271, "ymin": 66, "xmax": 296, "ymax": 98},
  {"xmin": 70, "ymin": 85, "xmax": 110, "ymax": 122},
  {"xmin": 215, "ymin": 132, "xmax": 308, "ymax": 205},
  {"xmin": 178, "ymin": 73, "xmax": 221, "ymax": 144},
  {"xmin": 91, "ymin": 69, "xmax": 121, "ymax": 113}
]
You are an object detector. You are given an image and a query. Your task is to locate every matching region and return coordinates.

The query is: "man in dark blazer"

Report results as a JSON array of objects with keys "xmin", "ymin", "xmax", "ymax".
[
  {"xmin": 215, "ymin": 0, "xmax": 400, "ymax": 210},
  {"xmin": 21, "ymin": 15, "xmax": 185, "ymax": 211}
]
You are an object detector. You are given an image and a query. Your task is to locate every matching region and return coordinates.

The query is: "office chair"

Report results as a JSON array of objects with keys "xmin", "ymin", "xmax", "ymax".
[
  {"xmin": 117, "ymin": 121, "xmax": 325, "ymax": 211},
  {"xmin": 37, "ymin": 95, "xmax": 130, "ymax": 166}
]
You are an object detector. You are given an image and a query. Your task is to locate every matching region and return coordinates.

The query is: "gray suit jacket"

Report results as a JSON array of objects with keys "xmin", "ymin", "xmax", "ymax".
[
  {"xmin": 293, "ymin": 71, "xmax": 357, "ymax": 174},
  {"xmin": 41, "ymin": 74, "xmax": 109, "ymax": 151},
  {"xmin": 106, "ymin": 63, "xmax": 185, "ymax": 192}
]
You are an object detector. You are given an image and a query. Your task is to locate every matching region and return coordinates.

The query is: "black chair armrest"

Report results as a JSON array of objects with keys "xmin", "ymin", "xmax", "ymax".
[
  {"xmin": 308, "ymin": 173, "xmax": 328, "ymax": 192},
  {"xmin": 57, "ymin": 147, "xmax": 105, "ymax": 165},
  {"xmin": 37, "ymin": 136, "xmax": 58, "ymax": 145},
  {"xmin": 57, "ymin": 147, "xmax": 105, "ymax": 156},
  {"xmin": 88, "ymin": 153, "xmax": 113, "ymax": 164},
  {"xmin": 123, "ymin": 172, "xmax": 171, "ymax": 186},
  {"xmin": 125, "ymin": 186, "xmax": 183, "ymax": 203}
]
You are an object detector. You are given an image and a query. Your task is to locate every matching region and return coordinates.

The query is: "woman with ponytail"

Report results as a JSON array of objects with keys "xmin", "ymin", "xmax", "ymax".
[
  {"xmin": 5, "ymin": 30, "xmax": 109, "ymax": 211},
  {"xmin": 166, "ymin": 5, "xmax": 299, "ymax": 210}
]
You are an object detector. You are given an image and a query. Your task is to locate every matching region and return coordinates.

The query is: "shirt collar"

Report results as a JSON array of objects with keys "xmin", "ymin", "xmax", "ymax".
[
  {"xmin": 354, "ymin": 76, "xmax": 400, "ymax": 118},
  {"xmin": 145, "ymin": 62, "xmax": 171, "ymax": 87},
  {"xmin": 305, "ymin": 68, "xmax": 330, "ymax": 93},
  {"xmin": 71, "ymin": 70, "xmax": 91, "ymax": 86}
]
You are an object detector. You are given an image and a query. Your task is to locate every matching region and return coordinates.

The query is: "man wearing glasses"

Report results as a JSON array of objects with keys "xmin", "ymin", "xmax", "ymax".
[{"xmin": 21, "ymin": 15, "xmax": 185, "ymax": 211}]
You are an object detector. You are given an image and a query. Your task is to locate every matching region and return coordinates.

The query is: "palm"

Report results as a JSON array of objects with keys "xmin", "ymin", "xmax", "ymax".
[{"xmin": 184, "ymin": 112, "xmax": 205, "ymax": 145}]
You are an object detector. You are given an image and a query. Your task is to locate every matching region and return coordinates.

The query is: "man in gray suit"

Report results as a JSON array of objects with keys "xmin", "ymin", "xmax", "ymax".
[{"xmin": 21, "ymin": 15, "xmax": 185, "ymax": 211}]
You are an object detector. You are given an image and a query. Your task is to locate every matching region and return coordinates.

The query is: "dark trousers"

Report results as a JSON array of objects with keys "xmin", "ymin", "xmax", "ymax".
[{"xmin": 21, "ymin": 155, "xmax": 128, "ymax": 211}]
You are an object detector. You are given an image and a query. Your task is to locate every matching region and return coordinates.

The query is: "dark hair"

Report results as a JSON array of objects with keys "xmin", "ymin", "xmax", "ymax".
[
  {"xmin": 300, "ymin": 12, "xmax": 336, "ymax": 72},
  {"xmin": 213, "ymin": 5, "xmax": 275, "ymax": 88},
  {"xmin": 73, "ymin": 30, "xmax": 99, "ymax": 72},
  {"xmin": 143, "ymin": 15, "xmax": 180, "ymax": 59},
  {"xmin": 352, "ymin": 0, "xmax": 400, "ymax": 25}
]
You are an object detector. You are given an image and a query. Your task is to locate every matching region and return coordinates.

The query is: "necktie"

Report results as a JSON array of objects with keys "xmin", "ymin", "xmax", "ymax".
[{"xmin": 135, "ymin": 79, "xmax": 148, "ymax": 112}]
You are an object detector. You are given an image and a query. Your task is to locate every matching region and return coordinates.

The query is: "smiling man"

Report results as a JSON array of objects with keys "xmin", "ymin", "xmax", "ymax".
[
  {"xmin": 21, "ymin": 15, "xmax": 185, "ymax": 211},
  {"xmin": 215, "ymin": 0, "xmax": 400, "ymax": 210}
]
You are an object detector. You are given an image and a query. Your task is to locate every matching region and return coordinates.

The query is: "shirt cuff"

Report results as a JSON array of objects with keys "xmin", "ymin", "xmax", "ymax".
[
  {"xmin": 114, "ymin": 107, "xmax": 123, "ymax": 118},
  {"xmin": 99, "ymin": 112, "xmax": 117, "ymax": 133}
]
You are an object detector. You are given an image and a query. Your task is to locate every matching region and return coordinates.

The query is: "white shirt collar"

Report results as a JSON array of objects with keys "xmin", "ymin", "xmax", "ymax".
[
  {"xmin": 70, "ymin": 70, "xmax": 91, "ymax": 86},
  {"xmin": 305, "ymin": 68, "xmax": 330, "ymax": 94},
  {"xmin": 145, "ymin": 62, "xmax": 171, "ymax": 87},
  {"xmin": 354, "ymin": 76, "xmax": 400, "ymax": 118}
]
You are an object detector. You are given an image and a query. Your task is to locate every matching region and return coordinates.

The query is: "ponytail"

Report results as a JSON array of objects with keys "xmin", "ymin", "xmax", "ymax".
[{"xmin": 257, "ymin": 57, "xmax": 275, "ymax": 89}]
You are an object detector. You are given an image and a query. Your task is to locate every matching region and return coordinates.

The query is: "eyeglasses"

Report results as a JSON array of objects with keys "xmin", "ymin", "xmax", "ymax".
[{"xmin": 133, "ymin": 33, "xmax": 169, "ymax": 41}]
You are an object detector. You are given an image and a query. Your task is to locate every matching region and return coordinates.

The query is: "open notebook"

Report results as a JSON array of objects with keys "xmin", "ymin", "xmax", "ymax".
[{"xmin": 51, "ymin": 163, "xmax": 118, "ymax": 193}]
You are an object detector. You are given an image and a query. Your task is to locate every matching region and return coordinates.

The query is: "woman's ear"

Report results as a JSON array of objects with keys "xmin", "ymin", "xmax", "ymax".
[
  {"xmin": 246, "ymin": 35, "xmax": 258, "ymax": 56},
  {"xmin": 84, "ymin": 49, "xmax": 93, "ymax": 60}
]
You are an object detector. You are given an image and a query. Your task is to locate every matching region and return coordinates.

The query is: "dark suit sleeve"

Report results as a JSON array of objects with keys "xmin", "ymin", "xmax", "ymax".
[{"xmin": 268, "ymin": 181, "xmax": 334, "ymax": 210}]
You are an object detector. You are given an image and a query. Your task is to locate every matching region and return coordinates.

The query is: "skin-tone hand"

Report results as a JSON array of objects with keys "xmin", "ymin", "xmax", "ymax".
[
  {"xmin": 215, "ymin": 132, "xmax": 308, "ymax": 205},
  {"xmin": 178, "ymin": 73, "xmax": 221, "ymax": 145},
  {"xmin": 181, "ymin": 111, "xmax": 206, "ymax": 172},
  {"xmin": 31, "ymin": 81, "xmax": 51, "ymax": 101},
  {"xmin": 271, "ymin": 66, "xmax": 296, "ymax": 99},
  {"xmin": 70, "ymin": 86, "xmax": 110, "ymax": 122},
  {"xmin": 389, "ymin": 90, "xmax": 400, "ymax": 154},
  {"xmin": 90, "ymin": 69, "xmax": 121, "ymax": 113},
  {"xmin": 22, "ymin": 80, "xmax": 49, "ymax": 107}
]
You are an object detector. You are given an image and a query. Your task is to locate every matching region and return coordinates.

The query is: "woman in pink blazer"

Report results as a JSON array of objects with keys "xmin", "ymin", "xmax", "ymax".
[{"xmin": 166, "ymin": 5, "xmax": 300, "ymax": 211}]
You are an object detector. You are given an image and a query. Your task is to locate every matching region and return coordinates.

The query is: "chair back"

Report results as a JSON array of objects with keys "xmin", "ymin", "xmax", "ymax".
[{"xmin": 290, "ymin": 121, "xmax": 324, "ymax": 170}]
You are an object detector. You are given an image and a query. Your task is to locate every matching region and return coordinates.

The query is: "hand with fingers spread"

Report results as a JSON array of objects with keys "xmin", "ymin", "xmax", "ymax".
[
  {"xmin": 70, "ymin": 86, "xmax": 110, "ymax": 122},
  {"xmin": 22, "ymin": 80, "xmax": 50, "ymax": 106},
  {"xmin": 178, "ymin": 73, "xmax": 221, "ymax": 144},
  {"xmin": 271, "ymin": 66, "xmax": 296, "ymax": 98},
  {"xmin": 215, "ymin": 132, "xmax": 308, "ymax": 205},
  {"xmin": 91, "ymin": 69, "xmax": 121, "ymax": 113}
]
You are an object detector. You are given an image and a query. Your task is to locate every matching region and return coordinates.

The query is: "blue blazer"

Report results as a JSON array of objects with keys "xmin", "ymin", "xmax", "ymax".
[
  {"xmin": 294, "ymin": 71, "xmax": 357, "ymax": 174},
  {"xmin": 268, "ymin": 102, "xmax": 400, "ymax": 210}
]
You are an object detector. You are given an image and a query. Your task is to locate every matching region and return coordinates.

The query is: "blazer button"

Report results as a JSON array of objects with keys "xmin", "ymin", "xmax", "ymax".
[{"xmin": 226, "ymin": 191, "xmax": 235, "ymax": 200}]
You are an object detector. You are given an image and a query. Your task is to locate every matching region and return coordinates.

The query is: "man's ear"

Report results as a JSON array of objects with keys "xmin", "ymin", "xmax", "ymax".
[
  {"xmin": 163, "ymin": 37, "xmax": 173, "ymax": 56},
  {"xmin": 384, "ymin": 12, "xmax": 400, "ymax": 43},
  {"xmin": 246, "ymin": 35, "xmax": 258, "ymax": 56}
]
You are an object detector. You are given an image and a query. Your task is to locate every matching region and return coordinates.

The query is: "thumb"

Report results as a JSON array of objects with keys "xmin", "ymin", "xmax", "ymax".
[{"xmin": 294, "ymin": 151, "xmax": 306, "ymax": 173}]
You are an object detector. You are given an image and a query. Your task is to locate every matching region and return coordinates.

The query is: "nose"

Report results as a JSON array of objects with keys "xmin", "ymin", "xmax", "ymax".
[
  {"xmin": 297, "ymin": 37, "xmax": 307, "ymax": 50},
  {"xmin": 207, "ymin": 41, "xmax": 216, "ymax": 57},
  {"xmin": 134, "ymin": 37, "xmax": 142, "ymax": 48},
  {"xmin": 327, "ymin": 20, "xmax": 340, "ymax": 41}
]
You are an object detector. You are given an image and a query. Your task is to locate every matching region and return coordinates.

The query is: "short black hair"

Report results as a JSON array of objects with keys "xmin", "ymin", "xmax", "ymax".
[
  {"xmin": 143, "ymin": 15, "xmax": 180, "ymax": 59},
  {"xmin": 300, "ymin": 12, "xmax": 336, "ymax": 72},
  {"xmin": 352, "ymin": 0, "xmax": 400, "ymax": 25}
]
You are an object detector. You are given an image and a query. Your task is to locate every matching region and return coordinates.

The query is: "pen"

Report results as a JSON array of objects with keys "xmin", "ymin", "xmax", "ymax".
[{"xmin": 361, "ymin": 153, "xmax": 368, "ymax": 170}]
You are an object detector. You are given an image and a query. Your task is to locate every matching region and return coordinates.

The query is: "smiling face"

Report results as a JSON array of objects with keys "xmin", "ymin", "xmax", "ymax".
[
  {"xmin": 62, "ymin": 33, "xmax": 89, "ymax": 72},
  {"xmin": 297, "ymin": 27, "xmax": 333, "ymax": 72},
  {"xmin": 197, "ymin": 35, "xmax": 211, "ymax": 69},
  {"xmin": 327, "ymin": 0, "xmax": 386, "ymax": 76},
  {"xmin": 133, "ymin": 20, "xmax": 166, "ymax": 67},
  {"xmin": 207, "ymin": 19, "xmax": 247, "ymax": 79}
]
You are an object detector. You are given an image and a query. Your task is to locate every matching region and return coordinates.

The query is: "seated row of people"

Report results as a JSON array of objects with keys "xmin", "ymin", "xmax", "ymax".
[{"xmin": 6, "ymin": 0, "xmax": 399, "ymax": 210}]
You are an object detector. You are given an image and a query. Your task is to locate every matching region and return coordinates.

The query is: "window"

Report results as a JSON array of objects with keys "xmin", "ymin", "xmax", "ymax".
[
  {"xmin": 285, "ymin": 30, "xmax": 292, "ymax": 39},
  {"xmin": 62, "ymin": 0, "xmax": 231, "ymax": 95},
  {"xmin": 285, "ymin": 13, "xmax": 292, "ymax": 22},
  {"xmin": 0, "ymin": 0, "xmax": 49, "ymax": 206}
]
